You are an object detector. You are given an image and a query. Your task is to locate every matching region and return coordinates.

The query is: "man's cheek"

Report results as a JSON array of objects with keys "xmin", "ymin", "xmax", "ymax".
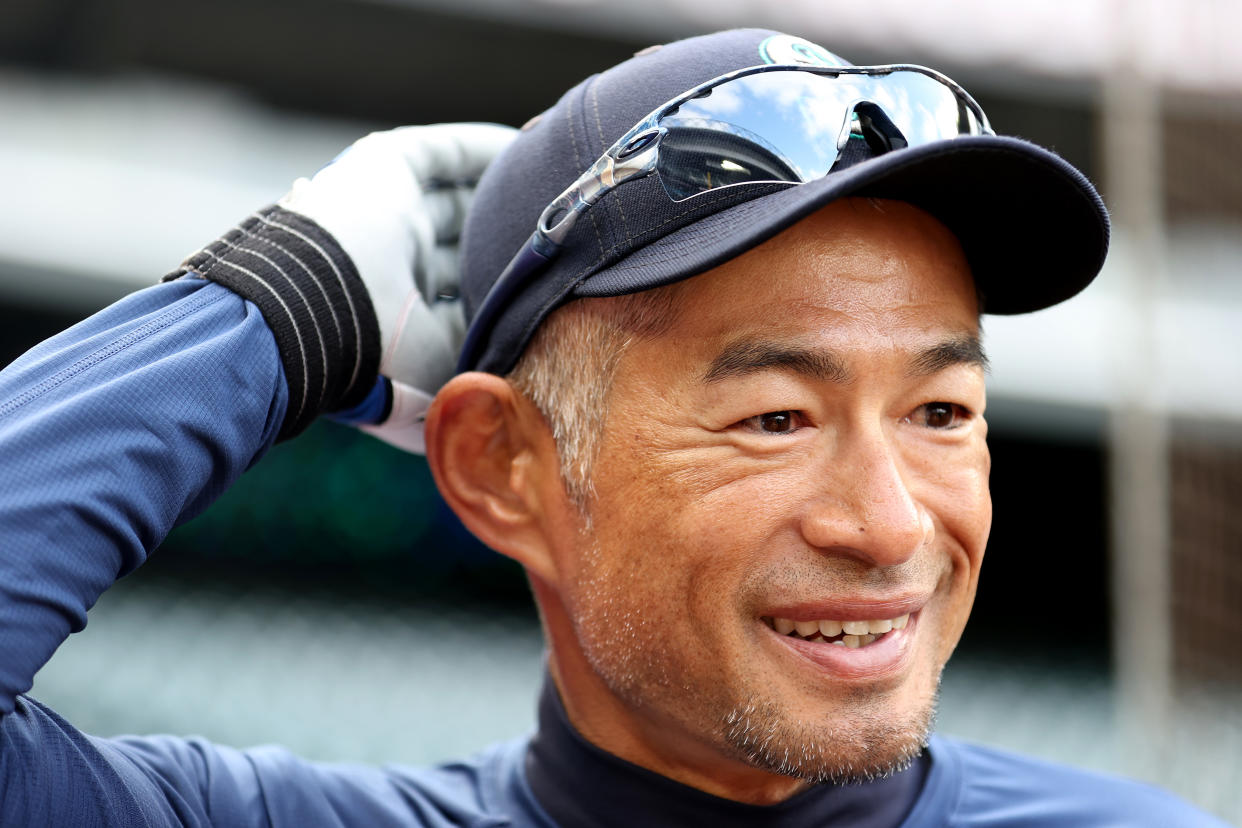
[{"xmin": 914, "ymin": 450, "xmax": 990, "ymax": 544}]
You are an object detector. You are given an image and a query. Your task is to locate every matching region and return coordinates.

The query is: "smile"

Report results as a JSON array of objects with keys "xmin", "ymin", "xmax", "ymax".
[{"xmin": 763, "ymin": 614, "xmax": 911, "ymax": 648}]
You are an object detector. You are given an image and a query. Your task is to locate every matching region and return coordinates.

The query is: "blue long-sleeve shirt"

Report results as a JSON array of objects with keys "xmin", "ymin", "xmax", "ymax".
[
  {"xmin": 0, "ymin": 279, "xmax": 1229, "ymax": 827},
  {"xmin": 0, "ymin": 278, "xmax": 287, "ymax": 716},
  {"xmin": 0, "ymin": 278, "xmax": 538, "ymax": 826}
]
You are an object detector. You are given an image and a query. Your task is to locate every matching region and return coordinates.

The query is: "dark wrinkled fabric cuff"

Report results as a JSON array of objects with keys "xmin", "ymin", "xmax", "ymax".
[{"xmin": 163, "ymin": 205, "xmax": 381, "ymax": 440}]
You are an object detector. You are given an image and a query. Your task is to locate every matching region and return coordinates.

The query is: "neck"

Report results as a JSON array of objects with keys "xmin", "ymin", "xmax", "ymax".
[
  {"xmin": 525, "ymin": 673, "xmax": 932, "ymax": 828},
  {"xmin": 547, "ymin": 655, "xmax": 810, "ymax": 803}
]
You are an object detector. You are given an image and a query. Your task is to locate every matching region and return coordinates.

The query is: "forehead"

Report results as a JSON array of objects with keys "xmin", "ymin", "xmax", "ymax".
[{"xmin": 660, "ymin": 198, "xmax": 979, "ymax": 349}]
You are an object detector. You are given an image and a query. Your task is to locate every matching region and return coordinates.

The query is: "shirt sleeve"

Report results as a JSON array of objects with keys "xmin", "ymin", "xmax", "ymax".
[
  {"xmin": 0, "ymin": 278, "xmax": 505, "ymax": 826},
  {"xmin": 0, "ymin": 276, "xmax": 288, "ymax": 715}
]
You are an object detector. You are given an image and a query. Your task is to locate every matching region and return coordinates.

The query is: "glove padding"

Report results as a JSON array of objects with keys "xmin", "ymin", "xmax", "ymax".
[{"xmin": 279, "ymin": 123, "xmax": 516, "ymax": 453}]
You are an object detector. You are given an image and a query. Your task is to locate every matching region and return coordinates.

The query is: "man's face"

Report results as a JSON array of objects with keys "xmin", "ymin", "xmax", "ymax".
[{"xmin": 548, "ymin": 198, "xmax": 991, "ymax": 792}]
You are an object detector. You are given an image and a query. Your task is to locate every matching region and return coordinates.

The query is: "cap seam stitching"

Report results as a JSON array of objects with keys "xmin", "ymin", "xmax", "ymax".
[
  {"xmin": 590, "ymin": 84, "xmax": 633, "ymax": 248},
  {"xmin": 568, "ymin": 79, "xmax": 606, "ymax": 258}
]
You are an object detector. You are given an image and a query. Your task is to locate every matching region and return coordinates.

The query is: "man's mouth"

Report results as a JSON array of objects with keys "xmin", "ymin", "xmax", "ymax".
[{"xmin": 762, "ymin": 614, "xmax": 911, "ymax": 648}]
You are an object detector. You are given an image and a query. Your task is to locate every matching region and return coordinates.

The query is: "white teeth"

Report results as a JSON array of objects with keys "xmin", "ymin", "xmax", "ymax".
[
  {"xmin": 842, "ymin": 634, "xmax": 861, "ymax": 648},
  {"xmin": 770, "ymin": 612, "xmax": 913, "ymax": 642},
  {"xmin": 793, "ymin": 620, "xmax": 820, "ymax": 637}
]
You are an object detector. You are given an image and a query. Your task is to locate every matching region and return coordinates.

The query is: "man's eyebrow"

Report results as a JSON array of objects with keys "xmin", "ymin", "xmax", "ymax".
[
  {"xmin": 909, "ymin": 335, "xmax": 990, "ymax": 377},
  {"xmin": 702, "ymin": 334, "xmax": 989, "ymax": 384},
  {"xmin": 703, "ymin": 340, "xmax": 851, "ymax": 384}
]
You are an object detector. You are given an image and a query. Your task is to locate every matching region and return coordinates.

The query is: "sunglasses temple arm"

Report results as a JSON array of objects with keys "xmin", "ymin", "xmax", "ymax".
[{"xmin": 456, "ymin": 232, "xmax": 558, "ymax": 374}]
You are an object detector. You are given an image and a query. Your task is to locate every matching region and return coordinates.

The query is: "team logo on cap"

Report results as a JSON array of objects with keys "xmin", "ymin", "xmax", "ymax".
[{"xmin": 758, "ymin": 35, "xmax": 848, "ymax": 67}]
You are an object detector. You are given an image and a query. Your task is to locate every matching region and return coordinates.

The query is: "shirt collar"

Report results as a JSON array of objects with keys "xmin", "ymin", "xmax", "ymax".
[{"xmin": 524, "ymin": 674, "xmax": 931, "ymax": 828}]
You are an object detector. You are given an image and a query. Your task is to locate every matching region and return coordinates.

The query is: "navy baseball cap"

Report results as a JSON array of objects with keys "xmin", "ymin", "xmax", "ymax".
[{"xmin": 458, "ymin": 28, "xmax": 1110, "ymax": 376}]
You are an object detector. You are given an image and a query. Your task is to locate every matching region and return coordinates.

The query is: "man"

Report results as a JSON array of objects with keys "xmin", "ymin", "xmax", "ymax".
[{"xmin": 0, "ymin": 27, "xmax": 1227, "ymax": 827}]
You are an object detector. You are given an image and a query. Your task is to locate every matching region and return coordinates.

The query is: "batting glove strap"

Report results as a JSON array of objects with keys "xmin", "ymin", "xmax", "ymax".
[{"xmin": 164, "ymin": 205, "xmax": 381, "ymax": 441}]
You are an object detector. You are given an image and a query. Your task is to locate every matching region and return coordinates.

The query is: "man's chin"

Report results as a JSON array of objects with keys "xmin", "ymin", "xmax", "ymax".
[{"xmin": 720, "ymin": 688, "xmax": 938, "ymax": 785}]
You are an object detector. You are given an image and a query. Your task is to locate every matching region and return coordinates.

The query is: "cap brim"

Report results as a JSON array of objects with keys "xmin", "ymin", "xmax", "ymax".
[{"xmin": 573, "ymin": 135, "xmax": 1110, "ymax": 315}]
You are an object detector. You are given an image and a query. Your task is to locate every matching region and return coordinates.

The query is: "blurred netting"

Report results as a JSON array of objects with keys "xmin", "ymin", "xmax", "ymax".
[
  {"xmin": 1170, "ymin": 422, "xmax": 1242, "ymax": 691},
  {"xmin": 1158, "ymin": 93, "xmax": 1242, "ymax": 824},
  {"xmin": 1164, "ymin": 420, "xmax": 1242, "ymax": 821}
]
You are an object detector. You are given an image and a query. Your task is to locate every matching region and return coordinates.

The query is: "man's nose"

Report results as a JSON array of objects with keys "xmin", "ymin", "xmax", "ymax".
[{"xmin": 799, "ymin": 429, "xmax": 934, "ymax": 567}]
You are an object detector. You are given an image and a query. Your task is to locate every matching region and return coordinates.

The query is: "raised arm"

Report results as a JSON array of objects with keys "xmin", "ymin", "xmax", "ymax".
[
  {"xmin": 0, "ymin": 123, "xmax": 516, "ymax": 825},
  {"xmin": 0, "ymin": 278, "xmax": 289, "ymax": 715}
]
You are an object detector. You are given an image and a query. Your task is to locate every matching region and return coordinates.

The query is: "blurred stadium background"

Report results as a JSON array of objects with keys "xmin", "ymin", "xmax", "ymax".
[{"xmin": 3, "ymin": 0, "xmax": 1239, "ymax": 822}]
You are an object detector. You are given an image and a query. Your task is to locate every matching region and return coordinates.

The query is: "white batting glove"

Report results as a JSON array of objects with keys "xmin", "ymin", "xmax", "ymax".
[{"xmin": 279, "ymin": 123, "xmax": 516, "ymax": 453}]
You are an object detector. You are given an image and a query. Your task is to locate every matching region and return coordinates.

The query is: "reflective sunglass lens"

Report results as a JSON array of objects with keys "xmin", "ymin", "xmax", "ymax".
[{"xmin": 649, "ymin": 69, "xmax": 984, "ymax": 202}]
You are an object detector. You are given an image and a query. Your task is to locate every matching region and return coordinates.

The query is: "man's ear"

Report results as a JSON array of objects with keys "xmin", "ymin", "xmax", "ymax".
[{"xmin": 424, "ymin": 372, "xmax": 563, "ymax": 583}]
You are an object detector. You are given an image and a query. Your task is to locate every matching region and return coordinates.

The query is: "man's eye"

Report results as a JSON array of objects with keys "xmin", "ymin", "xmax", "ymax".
[
  {"xmin": 741, "ymin": 411, "xmax": 800, "ymax": 434},
  {"xmin": 910, "ymin": 402, "xmax": 970, "ymax": 429}
]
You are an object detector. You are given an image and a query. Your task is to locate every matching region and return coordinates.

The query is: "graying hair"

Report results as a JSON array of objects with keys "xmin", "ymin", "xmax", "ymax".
[{"xmin": 506, "ymin": 286, "xmax": 683, "ymax": 509}]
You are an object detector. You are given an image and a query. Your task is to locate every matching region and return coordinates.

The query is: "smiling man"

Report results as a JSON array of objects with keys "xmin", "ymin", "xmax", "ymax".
[
  {"xmin": 0, "ymin": 26, "xmax": 1229, "ymax": 828},
  {"xmin": 434, "ymin": 199, "xmax": 991, "ymax": 808}
]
